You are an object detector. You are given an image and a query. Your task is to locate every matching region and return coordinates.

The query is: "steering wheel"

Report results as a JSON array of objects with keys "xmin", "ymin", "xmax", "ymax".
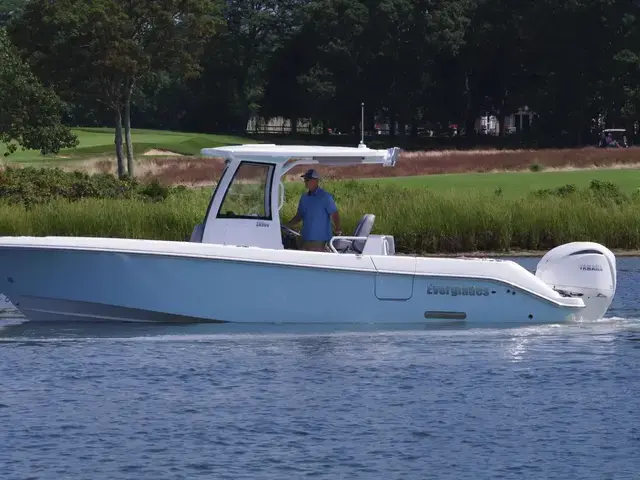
[{"xmin": 281, "ymin": 225, "xmax": 301, "ymax": 237}]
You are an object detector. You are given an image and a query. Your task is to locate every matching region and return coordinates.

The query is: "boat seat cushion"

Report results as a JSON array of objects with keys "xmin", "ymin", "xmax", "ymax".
[{"xmin": 334, "ymin": 214, "xmax": 375, "ymax": 253}]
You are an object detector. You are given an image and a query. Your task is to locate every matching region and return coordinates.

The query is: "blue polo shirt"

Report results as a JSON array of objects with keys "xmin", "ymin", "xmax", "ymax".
[{"xmin": 297, "ymin": 187, "xmax": 338, "ymax": 242}]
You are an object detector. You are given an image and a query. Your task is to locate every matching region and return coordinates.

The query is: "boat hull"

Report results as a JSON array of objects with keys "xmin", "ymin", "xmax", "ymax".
[
  {"xmin": 4, "ymin": 295, "xmax": 224, "ymax": 323},
  {"xmin": 0, "ymin": 242, "xmax": 586, "ymax": 326}
]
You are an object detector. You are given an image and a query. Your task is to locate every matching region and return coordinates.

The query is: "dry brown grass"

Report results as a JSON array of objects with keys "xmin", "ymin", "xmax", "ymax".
[
  {"xmin": 7, "ymin": 146, "xmax": 640, "ymax": 185},
  {"xmin": 308, "ymin": 146, "xmax": 640, "ymax": 180},
  {"xmin": 38, "ymin": 155, "xmax": 227, "ymax": 186}
]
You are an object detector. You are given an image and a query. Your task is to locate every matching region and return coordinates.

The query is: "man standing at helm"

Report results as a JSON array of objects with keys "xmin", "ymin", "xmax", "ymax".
[{"xmin": 285, "ymin": 169, "xmax": 342, "ymax": 251}]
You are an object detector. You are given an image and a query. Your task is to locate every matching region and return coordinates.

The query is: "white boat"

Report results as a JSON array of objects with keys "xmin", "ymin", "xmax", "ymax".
[{"xmin": 0, "ymin": 143, "xmax": 617, "ymax": 325}]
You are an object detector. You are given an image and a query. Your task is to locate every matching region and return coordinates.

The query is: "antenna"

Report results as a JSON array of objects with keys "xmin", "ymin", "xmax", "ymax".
[{"xmin": 358, "ymin": 102, "xmax": 366, "ymax": 148}]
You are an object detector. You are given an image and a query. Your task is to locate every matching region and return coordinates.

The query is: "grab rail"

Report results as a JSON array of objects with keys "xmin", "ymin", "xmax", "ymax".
[{"xmin": 278, "ymin": 181, "xmax": 285, "ymax": 211}]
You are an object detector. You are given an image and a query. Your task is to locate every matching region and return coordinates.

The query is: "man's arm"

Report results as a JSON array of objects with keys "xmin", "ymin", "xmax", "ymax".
[
  {"xmin": 287, "ymin": 213, "xmax": 302, "ymax": 227},
  {"xmin": 331, "ymin": 211, "xmax": 342, "ymax": 235},
  {"xmin": 326, "ymin": 194, "xmax": 342, "ymax": 234},
  {"xmin": 286, "ymin": 197, "xmax": 303, "ymax": 227}
]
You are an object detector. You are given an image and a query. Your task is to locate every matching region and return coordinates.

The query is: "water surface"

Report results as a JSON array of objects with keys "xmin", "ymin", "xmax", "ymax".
[{"xmin": 1, "ymin": 256, "xmax": 639, "ymax": 479}]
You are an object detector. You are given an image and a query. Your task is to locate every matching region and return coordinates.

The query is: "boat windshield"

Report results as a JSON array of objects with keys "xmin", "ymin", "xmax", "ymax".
[{"xmin": 202, "ymin": 159, "xmax": 232, "ymax": 223}]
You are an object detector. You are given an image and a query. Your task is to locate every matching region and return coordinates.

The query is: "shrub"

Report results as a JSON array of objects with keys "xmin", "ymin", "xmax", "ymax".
[{"xmin": 0, "ymin": 167, "xmax": 180, "ymax": 208}]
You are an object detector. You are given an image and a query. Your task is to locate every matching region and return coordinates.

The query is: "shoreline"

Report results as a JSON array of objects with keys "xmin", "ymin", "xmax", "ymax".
[{"xmin": 418, "ymin": 249, "xmax": 640, "ymax": 258}]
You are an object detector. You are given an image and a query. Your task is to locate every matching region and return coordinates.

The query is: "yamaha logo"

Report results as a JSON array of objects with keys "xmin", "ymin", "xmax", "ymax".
[{"xmin": 580, "ymin": 264, "xmax": 603, "ymax": 271}]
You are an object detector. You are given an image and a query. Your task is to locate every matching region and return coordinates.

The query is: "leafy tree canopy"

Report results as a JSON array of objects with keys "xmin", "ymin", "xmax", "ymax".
[{"xmin": 0, "ymin": 28, "xmax": 78, "ymax": 156}]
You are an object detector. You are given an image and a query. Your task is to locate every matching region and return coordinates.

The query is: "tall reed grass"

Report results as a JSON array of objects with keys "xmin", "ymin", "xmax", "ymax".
[{"xmin": 0, "ymin": 178, "xmax": 639, "ymax": 253}]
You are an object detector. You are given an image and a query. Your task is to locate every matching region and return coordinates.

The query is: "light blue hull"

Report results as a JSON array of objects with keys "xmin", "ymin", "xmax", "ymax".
[{"xmin": 0, "ymin": 248, "xmax": 581, "ymax": 326}]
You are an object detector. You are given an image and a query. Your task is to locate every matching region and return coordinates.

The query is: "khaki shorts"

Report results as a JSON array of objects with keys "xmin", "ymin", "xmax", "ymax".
[{"xmin": 301, "ymin": 240, "xmax": 328, "ymax": 252}]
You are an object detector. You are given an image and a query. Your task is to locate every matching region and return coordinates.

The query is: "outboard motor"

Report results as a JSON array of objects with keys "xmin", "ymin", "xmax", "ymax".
[{"xmin": 535, "ymin": 242, "xmax": 617, "ymax": 321}]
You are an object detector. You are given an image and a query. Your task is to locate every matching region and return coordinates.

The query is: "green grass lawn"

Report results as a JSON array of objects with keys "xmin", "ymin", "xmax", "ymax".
[
  {"xmin": 362, "ymin": 168, "xmax": 640, "ymax": 197},
  {"xmin": 0, "ymin": 127, "xmax": 255, "ymax": 163}
]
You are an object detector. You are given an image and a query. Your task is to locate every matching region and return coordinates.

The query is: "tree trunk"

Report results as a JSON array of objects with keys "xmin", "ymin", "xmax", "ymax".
[
  {"xmin": 498, "ymin": 100, "xmax": 507, "ymax": 137},
  {"xmin": 124, "ymin": 82, "xmax": 134, "ymax": 177},
  {"xmin": 389, "ymin": 110, "xmax": 397, "ymax": 137},
  {"xmin": 322, "ymin": 119, "xmax": 329, "ymax": 136},
  {"xmin": 463, "ymin": 71, "xmax": 472, "ymax": 136},
  {"xmin": 114, "ymin": 108, "xmax": 126, "ymax": 178},
  {"xmin": 411, "ymin": 109, "xmax": 418, "ymax": 137}
]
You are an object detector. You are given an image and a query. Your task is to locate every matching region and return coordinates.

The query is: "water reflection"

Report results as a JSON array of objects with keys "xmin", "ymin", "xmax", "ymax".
[
  {"xmin": 506, "ymin": 335, "xmax": 531, "ymax": 362},
  {"xmin": 0, "ymin": 320, "xmax": 472, "ymax": 343}
]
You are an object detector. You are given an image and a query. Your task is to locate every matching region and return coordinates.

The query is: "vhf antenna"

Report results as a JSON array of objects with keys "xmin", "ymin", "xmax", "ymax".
[{"xmin": 358, "ymin": 102, "xmax": 366, "ymax": 148}]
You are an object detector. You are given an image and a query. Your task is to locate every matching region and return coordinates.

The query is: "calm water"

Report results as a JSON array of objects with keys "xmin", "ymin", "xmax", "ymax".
[{"xmin": 1, "ymin": 256, "xmax": 640, "ymax": 480}]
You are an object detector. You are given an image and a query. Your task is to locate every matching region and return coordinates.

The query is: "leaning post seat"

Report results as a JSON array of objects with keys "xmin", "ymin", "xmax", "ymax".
[{"xmin": 333, "ymin": 214, "xmax": 376, "ymax": 253}]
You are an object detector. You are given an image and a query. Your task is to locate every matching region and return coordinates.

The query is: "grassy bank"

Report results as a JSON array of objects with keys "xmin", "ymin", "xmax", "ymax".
[
  {"xmin": 285, "ymin": 179, "xmax": 640, "ymax": 252},
  {"xmin": 0, "ymin": 167, "xmax": 639, "ymax": 254}
]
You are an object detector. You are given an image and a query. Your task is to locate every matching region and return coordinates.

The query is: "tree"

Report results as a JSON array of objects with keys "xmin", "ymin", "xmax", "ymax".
[
  {"xmin": 0, "ymin": 28, "xmax": 78, "ymax": 156},
  {"xmin": 259, "ymin": 0, "xmax": 313, "ymax": 132},
  {"xmin": 8, "ymin": 0, "xmax": 220, "ymax": 177},
  {"xmin": 0, "ymin": 0, "xmax": 24, "ymax": 26},
  {"xmin": 219, "ymin": 0, "xmax": 304, "ymax": 130},
  {"xmin": 363, "ymin": 0, "xmax": 473, "ymax": 135},
  {"xmin": 293, "ymin": 0, "xmax": 370, "ymax": 132}
]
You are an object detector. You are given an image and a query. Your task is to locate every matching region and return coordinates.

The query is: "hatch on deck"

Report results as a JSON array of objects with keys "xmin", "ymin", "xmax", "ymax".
[{"xmin": 372, "ymin": 256, "xmax": 416, "ymax": 300}]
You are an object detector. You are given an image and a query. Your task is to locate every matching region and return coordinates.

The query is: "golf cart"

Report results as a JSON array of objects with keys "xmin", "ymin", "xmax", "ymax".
[{"xmin": 598, "ymin": 128, "xmax": 629, "ymax": 148}]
